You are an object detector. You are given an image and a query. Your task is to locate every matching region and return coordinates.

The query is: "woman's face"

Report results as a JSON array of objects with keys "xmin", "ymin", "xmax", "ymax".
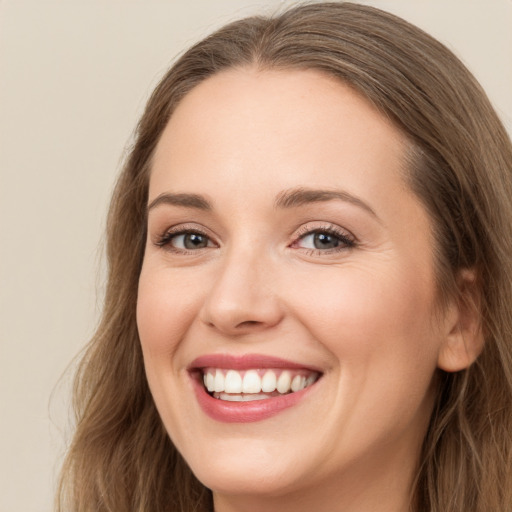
[{"xmin": 137, "ymin": 69, "xmax": 454, "ymax": 507}]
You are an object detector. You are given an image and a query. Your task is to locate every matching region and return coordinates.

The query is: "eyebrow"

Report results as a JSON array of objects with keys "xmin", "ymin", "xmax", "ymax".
[
  {"xmin": 147, "ymin": 187, "xmax": 378, "ymax": 219},
  {"xmin": 147, "ymin": 193, "xmax": 212, "ymax": 213},
  {"xmin": 274, "ymin": 187, "xmax": 378, "ymax": 218}
]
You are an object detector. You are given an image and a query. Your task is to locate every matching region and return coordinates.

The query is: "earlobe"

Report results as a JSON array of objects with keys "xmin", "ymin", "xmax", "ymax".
[{"xmin": 437, "ymin": 268, "xmax": 484, "ymax": 373}]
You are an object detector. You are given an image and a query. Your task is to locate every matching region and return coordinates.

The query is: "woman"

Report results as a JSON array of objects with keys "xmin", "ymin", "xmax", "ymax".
[{"xmin": 57, "ymin": 2, "xmax": 512, "ymax": 511}]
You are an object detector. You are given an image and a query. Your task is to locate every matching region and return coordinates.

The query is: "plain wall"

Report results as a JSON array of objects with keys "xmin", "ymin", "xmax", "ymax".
[{"xmin": 1, "ymin": 1, "xmax": 511, "ymax": 510}]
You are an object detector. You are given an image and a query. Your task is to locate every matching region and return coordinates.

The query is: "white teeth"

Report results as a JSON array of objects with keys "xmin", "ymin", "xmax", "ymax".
[
  {"xmin": 224, "ymin": 370, "xmax": 243, "ymax": 393},
  {"xmin": 261, "ymin": 370, "xmax": 277, "ymax": 392},
  {"xmin": 242, "ymin": 370, "xmax": 261, "ymax": 393},
  {"xmin": 306, "ymin": 374, "xmax": 316, "ymax": 387},
  {"xmin": 205, "ymin": 372, "xmax": 215, "ymax": 392},
  {"xmin": 276, "ymin": 370, "xmax": 292, "ymax": 394},
  {"xmin": 214, "ymin": 369, "xmax": 224, "ymax": 392},
  {"xmin": 216, "ymin": 392, "xmax": 272, "ymax": 402},
  {"xmin": 202, "ymin": 367, "xmax": 319, "ymax": 399},
  {"xmin": 291, "ymin": 374, "xmax": 306, "ymax": 392}
]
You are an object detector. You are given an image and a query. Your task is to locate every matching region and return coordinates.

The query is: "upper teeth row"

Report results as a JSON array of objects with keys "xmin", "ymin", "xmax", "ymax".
[{"xmin": 202, "ymin": 369, "xmax": 317, "ymax": 395}]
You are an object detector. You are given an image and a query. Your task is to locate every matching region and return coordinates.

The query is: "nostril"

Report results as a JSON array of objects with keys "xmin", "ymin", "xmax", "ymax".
[{"xmin": 236, "ymin": 320, "xmax": 261, "ymax": 328}]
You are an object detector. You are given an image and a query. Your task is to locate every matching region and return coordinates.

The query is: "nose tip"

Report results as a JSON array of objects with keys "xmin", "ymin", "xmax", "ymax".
[
  {"xmin": 204, "ymin": 303, "xmax": 281, "ymax": 335},
  {"xmin": 199, "ymin": 260, "xmax": 284, "ymax": 336}
]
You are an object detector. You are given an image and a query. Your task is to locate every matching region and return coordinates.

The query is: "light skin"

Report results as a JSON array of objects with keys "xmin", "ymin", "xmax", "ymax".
[{"xmin": 137, "ymin": 68, "xmax": 481, "ymax": 512}]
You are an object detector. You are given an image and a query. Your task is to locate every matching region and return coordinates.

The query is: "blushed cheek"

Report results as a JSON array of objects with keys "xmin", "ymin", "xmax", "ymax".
[
  {"xmin": 137, "ymin": 267, "xmax": 210, "ymax": 365},
  {"xmin": 137, "ymin": 274, "xmax": 179, "ymax": 358},
  {"xmin": 136, "ymin": 277, "xmax": 185, "ymax": 425},
  {"xmin": 295, "ymin": 266, "xmax": 439, "ymax": 366}
]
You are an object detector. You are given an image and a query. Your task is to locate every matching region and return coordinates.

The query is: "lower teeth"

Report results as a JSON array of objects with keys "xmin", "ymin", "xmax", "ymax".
[{"xmin": 213, "ymin": 391, "xmax": 286, "ymax": 401}]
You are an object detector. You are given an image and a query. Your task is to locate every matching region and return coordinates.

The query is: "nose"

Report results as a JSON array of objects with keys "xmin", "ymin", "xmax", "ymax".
[{"xmin": 199, "ymin": 247, "xmax": 284, "ymax": 336}]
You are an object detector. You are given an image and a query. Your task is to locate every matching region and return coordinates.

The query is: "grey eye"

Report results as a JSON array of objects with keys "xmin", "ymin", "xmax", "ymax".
[
  {"xmin": 299, "ymin": 232, "xmax": 341, "ymax": 250},
  {"xmin": 172, "ymin": 233, "xmax": 210, "ymax": 250}
]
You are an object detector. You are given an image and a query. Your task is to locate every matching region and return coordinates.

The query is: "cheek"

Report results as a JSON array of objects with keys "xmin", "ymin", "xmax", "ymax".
[
  {"xmin": 295, "ymin": 264, "xmax": 440, "ymax": 438},
  {"xmin": 136, "ymin": 266, "xmax": 205, "ymax": 446},
  {"xmin": 136, "ymin": 267, "xmax": 200, "ymax": 361},
  {"xmin": 286, "ymin": 261, "xmax": 440, "ymax": 374}
]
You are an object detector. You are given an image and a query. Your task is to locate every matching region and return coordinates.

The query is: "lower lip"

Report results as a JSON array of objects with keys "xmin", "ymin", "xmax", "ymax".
[{"xmin": 191, "ymin": 374, "xmax": 317, "ymax": 423}]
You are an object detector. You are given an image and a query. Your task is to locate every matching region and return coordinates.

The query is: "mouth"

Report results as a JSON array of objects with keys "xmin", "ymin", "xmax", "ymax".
[
  {"xmin": 202, "ymin": 368, "xmax": 320, "ymax": 402},
  {"xmin": 188, "ymin": 354, "xmax": 322, "ymax": 422}
]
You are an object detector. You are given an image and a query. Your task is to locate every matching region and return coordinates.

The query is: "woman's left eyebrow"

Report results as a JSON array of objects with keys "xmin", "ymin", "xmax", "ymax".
[{"xmin": 274, "ymin": 187, "xmax": 379, "ymax": 220}]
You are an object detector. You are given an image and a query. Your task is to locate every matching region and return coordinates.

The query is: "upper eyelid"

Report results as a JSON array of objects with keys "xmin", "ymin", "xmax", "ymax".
[
  {"xmin": 293, "ymin": 222, "xmax": 356, "ymax": 240},
  {"xmin": 156, "ymin": 222, "xmax": 215, "ymax": 238}
]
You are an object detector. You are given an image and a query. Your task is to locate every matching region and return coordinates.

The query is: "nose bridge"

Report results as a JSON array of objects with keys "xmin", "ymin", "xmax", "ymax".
[{"xmin": 200, "ymin": 239, "xmax": 282, "ymax": 334}]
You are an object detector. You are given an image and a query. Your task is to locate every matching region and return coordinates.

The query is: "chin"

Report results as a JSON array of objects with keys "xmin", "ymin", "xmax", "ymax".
[
  {"xmin": 170, "ymin": 428, "xmax": 317, "ymax": 498},
  {"xmin": 190, "ymin": 456, "xmax": 304, "ymax": 497}
]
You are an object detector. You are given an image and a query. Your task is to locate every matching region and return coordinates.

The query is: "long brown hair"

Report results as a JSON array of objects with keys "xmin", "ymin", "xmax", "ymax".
[{"xmin": 57, "ymin": 3, "xmax": 512, "ymax": 511}]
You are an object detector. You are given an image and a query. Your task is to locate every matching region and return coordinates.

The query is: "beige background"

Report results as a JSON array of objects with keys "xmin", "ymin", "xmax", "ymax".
[{"xmin": 1, "ymin": 1, "xmax": 511, "ymax": 511}]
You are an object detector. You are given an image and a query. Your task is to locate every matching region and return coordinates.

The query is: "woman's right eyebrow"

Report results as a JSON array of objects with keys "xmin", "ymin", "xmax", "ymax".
[{"xmin": 147, "ymin": 192, "xmax": 212, "ymax": 212}]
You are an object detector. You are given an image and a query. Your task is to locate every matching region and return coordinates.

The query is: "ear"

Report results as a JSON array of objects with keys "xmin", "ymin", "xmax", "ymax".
[{"xmin": 437, "ymin": 268, "xmax": 484, "ymax": 372}]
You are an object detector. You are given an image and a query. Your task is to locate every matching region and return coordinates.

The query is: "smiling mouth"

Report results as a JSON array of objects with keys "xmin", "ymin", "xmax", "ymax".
[{"xmin": 201, "ymin": 368, "xmax": 320, "ymax": 402}]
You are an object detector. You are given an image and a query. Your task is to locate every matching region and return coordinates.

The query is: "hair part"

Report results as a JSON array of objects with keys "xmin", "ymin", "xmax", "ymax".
[{"xmin": 57, "ymin": 3, "xmax": 512, "ymax": 511}]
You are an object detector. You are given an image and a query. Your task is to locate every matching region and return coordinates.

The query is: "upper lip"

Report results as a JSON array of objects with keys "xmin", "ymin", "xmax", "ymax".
[{"xmin": 188, "ymin": 353, "xmax": 322, "ymax": 372}]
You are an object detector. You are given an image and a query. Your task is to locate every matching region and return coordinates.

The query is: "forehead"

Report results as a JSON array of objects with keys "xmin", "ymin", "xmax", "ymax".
[{"xmin": 150, "ymin": 67, "xmax": 408, "ymax": 205}]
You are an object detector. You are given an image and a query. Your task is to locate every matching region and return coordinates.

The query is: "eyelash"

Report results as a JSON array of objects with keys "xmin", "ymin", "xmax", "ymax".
[
  {"xmin": 154, "ymin": 223, "xmax": 356, "ymax": 256},
  {"xmin": 292, "ymin": 223, "xmax": 356, "ymax": 255},
  {"xmin": 154, "ymin": 226, "xmax": 214, "ymax": 254}
]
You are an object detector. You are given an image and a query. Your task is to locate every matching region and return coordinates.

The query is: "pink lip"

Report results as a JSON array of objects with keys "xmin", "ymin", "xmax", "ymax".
[
  {"xmin": 188, "ymin": 353, "xmax": 321, "ymax": 423},
  {"xmin": 188, "ymin": 353, "xmax": 321, "ymax": 372}
]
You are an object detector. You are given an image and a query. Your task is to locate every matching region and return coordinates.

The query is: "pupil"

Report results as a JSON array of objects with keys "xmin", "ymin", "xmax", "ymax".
[
  {"xmin": 314, "ymin": 233, "xmax": 339, "ymax": 249},
  {"xmin": 184, "ymin": 233, "xmax": 207, "ymax": 249}
]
